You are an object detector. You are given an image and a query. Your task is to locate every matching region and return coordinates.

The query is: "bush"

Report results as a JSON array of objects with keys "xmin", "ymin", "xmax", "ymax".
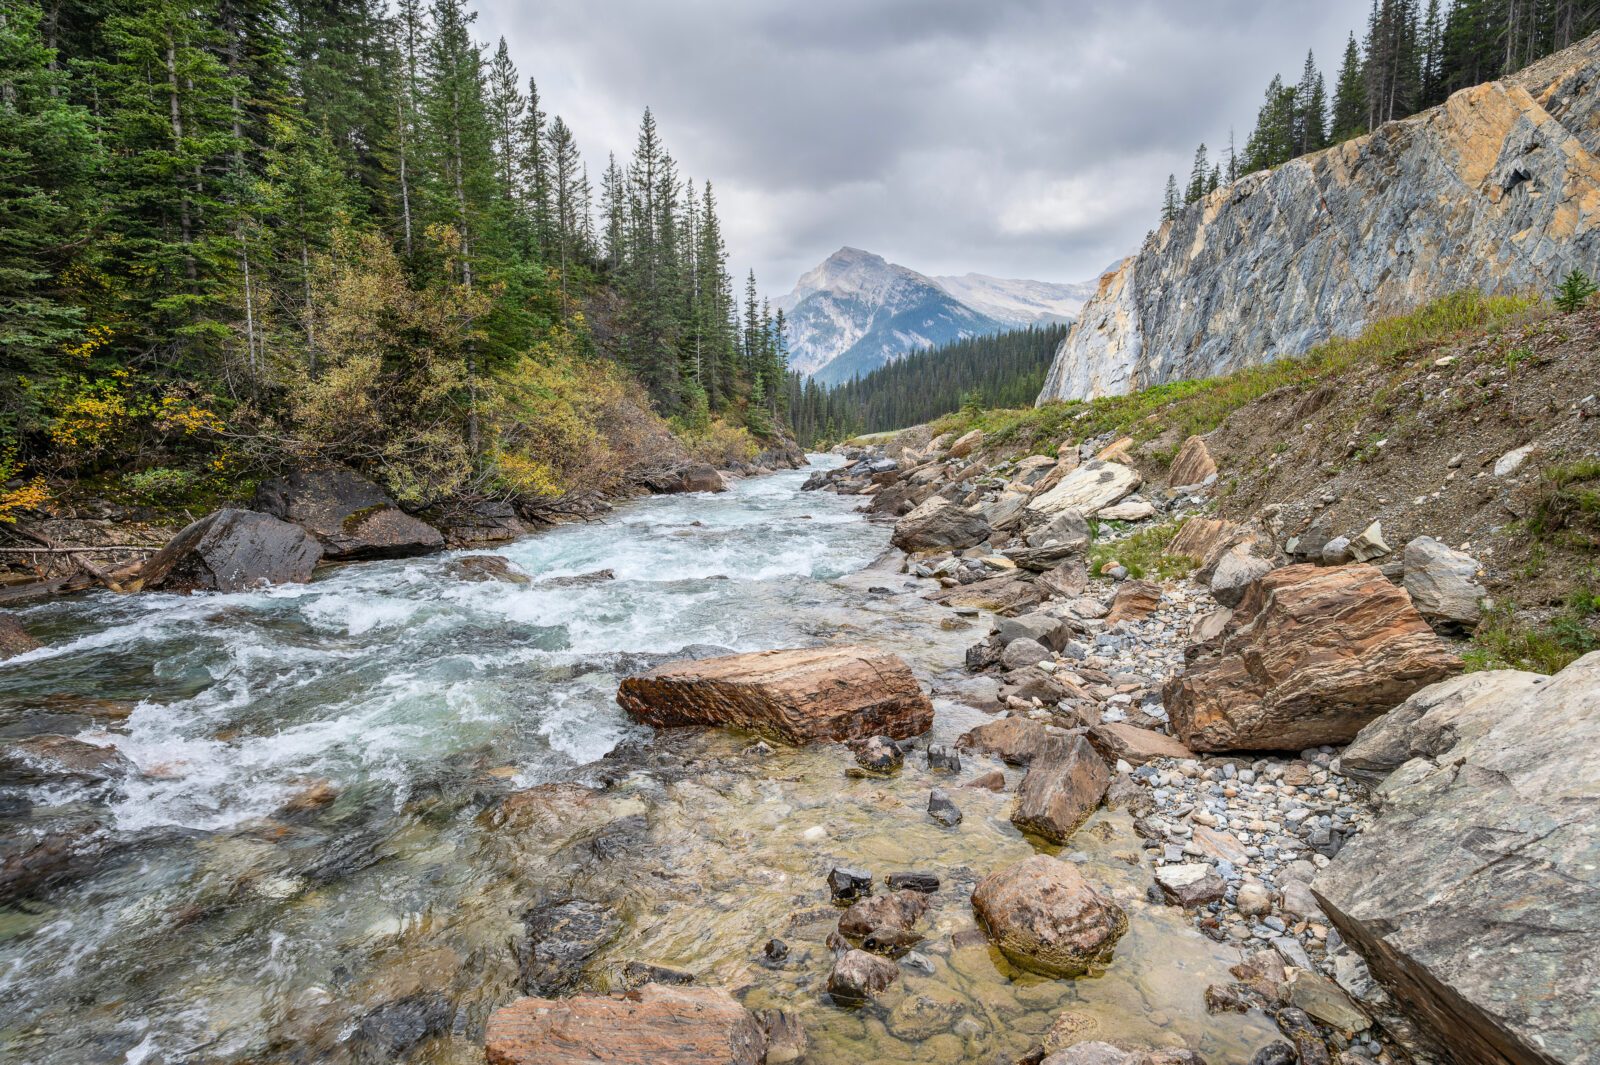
[
  {"xmin": 122, "ymin": 466, "xmax": 196, "ymax": 504},
  {"xmin": 674, "ymin": 417, "xmax": 759, "ymax": 467}
]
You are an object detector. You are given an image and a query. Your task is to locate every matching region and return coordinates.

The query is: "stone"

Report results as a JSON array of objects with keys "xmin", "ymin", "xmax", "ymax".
[
  {"xmin": 646, "ymin": 464, "xmax": 728, "ymax": 494},
  {"xmin": 357, "ymin": 993, "xmax": 453, "ymax": 1059},
  {"xmin": 1085, "ymin": 723, "xmax": 1194, "ymax": 766},
  {"xmin": 0, "ymin": 736, "xmax": 131, "ymax": 788},
  {"xmin": 1345, "ymin": 522, "xmax": 1390, "ymax": 562},
  {"xmin": 1001, "ymin": 637, "xmax": 1052, "ymax": 670},
  {"xmin": 1235, "ymin": 883, "xmax": 1274, "ymax": 917},
  {"xmin": 617, "ymin": 646, "xmax": 933, "ymax": 744},
  {"xmin": 0, "ymin": 821, "xmax": 110, "ymax": 902},
  {"xmin": 1153, "ymin": 864, "xmax": 1226, "ymax": 908},
  {"xmin": 996, "ymin": 612, "xmax": 1063, "ymax": 648},
  {"xmin": 1037, "ymin": 559, "xmax": 1091, "ymax": 599},
  {"xmin": 948, "ymin": 429, "xmax": 984, "ymax": 458},
  {"xmin": 887, "ymin": 872, "xmax": 940, "ymax": 894},
  {"xmin": 890, "ymin": 497, "xmax": 991, "ymax": 553},
  {"xmin": 1402, "ymin": 536, "xmax": 1485, "ymax": 631},
  {"xmin": 0, "ymin": 615, "xmax": 39, "ymax": 659},
  {"xmin": 1320, "ymin": 536, "xmax": 1353, "ymax": 566},
  {"xmin": 1012, "ymin": 734, "xmax": 1111, "ymax": 843},
  {"xmin": 827, "ymin": 867, "xmax": 873, "ymax": 902},
  {"xmin": 971, "ymin": 854, "xmax": 1128, "ymax": 977},
  {"xmin": 1030, "ymin": 460, "xmax": 1143, "ymax": 517},
  {"xmin": 1036, "ymin": 37, "xmax": 1600, "ymax": 403},
  {"xmin": 1169, "ymin": 436, "xmax": 1219, "ymax": 488},
  {"xmin": 1165, "ymin": 564, "xmax": 1462, "ymax": 751},
  {"xmin": 139, "ymin": 508, "xmax": 322, "ymax": 593},
  {"xmin": 520, "ymin": 899, "xmax": 621, "ymax": 996},
  {"xmin": 1189, "ymin": 607, "xmax": 1232, "ymax": 643},
  {"xmin": 977, "ymin": 491, "xmax": 1032, "ymax": 531},
  {"xmin": 619, "ymin": 962, "xmax": 695, "ymax": 989},
  {"xmin": 426, "ymin": 498, "xmax": 528, "ymax": 546},
  {"xmin": 926, "ymin": 572, "xmax": 1044, "ymax": 616},
  {"xmin": 826, "ymin": 949, "xmax": 899, "ymax": 1004},
  {"xmin": 1042, "ymin": 1045, "xmax": 1208, "ymax": 1065},
  {"xmin": 1493, "ymin": 444, "xmax": 1533, "ymax": 477},
  {"xmin": 1340, "ymin": 669, "xmax": 1545, "ymax": 788},
  {"xmin": 850, "ymin": 736, "xmax": 903, "ymax": 774},
  {"xmin": 1313, "ymin": 652, "xmax": 1600, "ymax": 1065},
  {"xmin": 1208, "ymin": 546, "xmax": 1274, "ymax": 608},
  {"xmin": 928, "ymin": 788, "xmax": 963, "ymax": 826},
  {"xmin": 957, "ymin": 717, "xmax": 1065, "ymax": 765},
  {"xmin": 757, "ymin": 1010, "xmax": 807, "ymax": 1065},
  {"xmin": 927, "ymin": 745, "xmax": 961, "ymax": 773},
  {"xmin": 1097, "ymin": 499, "xmax": 1157, "ymax": 521},
  {"xmin": 839, "ymin": 889, "xmax": 930, "ymax": 938},
  {"xmin": 446, "ymin": 555, "xmax": 531, "ymax": 584},
  {"xmin": 254, "ymin": 468, "xmax": 443, "ymax": 560},
  {"xmin": 1024, "ymin": 508, "xmax": 1092, "ymax": 551},
  {"xmin": 1105, "ymin": 580, "xmax": 1161, "ymax": 624},
  {"xmin": 963, "ymin": 769, "xmax": 1007, "ymax": 791},
  {"xmin": 1168, "ymin": 518, "xmax": 1247, "ymax": 571},
  {"xmin": 1285, "ymin": 967, "xmax": 1371, "ymax": 1032},
  {"xmin": 538, "ymin": 569, "xmax": 617, "ymax": 588},
  {"xmin": 484, "ymin": 984, "xmax": 766, "ymax": 1065}
]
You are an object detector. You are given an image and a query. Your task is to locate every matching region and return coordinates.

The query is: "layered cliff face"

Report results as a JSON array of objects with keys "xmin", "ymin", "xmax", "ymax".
[{"xmin": 1038, "ymin": 33, "xmax": 1600, "ymax": 404}]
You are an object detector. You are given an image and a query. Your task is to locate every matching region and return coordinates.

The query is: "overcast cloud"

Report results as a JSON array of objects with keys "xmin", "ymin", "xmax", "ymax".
[{"xmin": 475, "ymin": 1, "xmax": 1370, "ymax": 294}]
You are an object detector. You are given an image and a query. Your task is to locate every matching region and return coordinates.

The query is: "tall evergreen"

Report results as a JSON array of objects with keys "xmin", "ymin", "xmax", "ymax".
[
  {"xmin": 1184, "ymin": 144, "xmax": 1210, "ymax": 204},
  {"xmin": 1330, "ymin": 33, "xmax": 1369, "ymax": 140}
]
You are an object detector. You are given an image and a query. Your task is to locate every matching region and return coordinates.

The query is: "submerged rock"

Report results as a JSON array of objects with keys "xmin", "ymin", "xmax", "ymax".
[
  {"xmin": 446, "ymin": 554, "xmax": 531, "ymax": 584},
  {"xmin": 0, "ymin": 614, "xmax": 40, "ymax": 659},
  {"xmin": 255, "ymin": 467, "xmax": 443, "ymax": 560},
  {"xmin": 485, "ymin": 984, "xmax": 766, "ymax": 1065},
  {"xmin": 520, "ymin": 899, "xmax": 621, "ymax": 996},
  {"xmin": 617, "ymin": 645, "xmax": 934, "ymax": 744},
  {"xmin": 1165, "ymin": 564, "xmax": 1461, "ymax": 750},
  {"xmin": 971, "ymin": 854, "xmax": 1127, "ymax": 977},
  {"xmin": 826, "ymin": 948, "xmax": 899, "ymax": 1004},
  {"xmin": 139, "ymin": 508, "xmax": 322, "ymax": 593}
]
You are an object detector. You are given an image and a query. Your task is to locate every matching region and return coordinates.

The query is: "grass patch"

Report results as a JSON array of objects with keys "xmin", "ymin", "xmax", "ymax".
[
  {"xmin": 1529, "ymin": 458, "xmax": 1600, "ymax": 547},
  {"xmin": 930, "ymin": 292, "xmax": 1537, "ymax": 458},
  {"xmin": 1464, "ymin": 590, "xmax": 1600, "ymax": 674},
  {"xmin": 1087, "ymin": 520, "xmax": 1197, "ymax": 581}
]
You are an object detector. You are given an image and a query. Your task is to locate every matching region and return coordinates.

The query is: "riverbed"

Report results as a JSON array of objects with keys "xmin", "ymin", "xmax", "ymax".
[{"xmin": 0, "ymin": 459, "xmax": 1279, "ymax": 1063}]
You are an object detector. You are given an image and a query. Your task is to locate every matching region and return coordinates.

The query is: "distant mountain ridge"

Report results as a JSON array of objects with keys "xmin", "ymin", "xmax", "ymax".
[{"xmin": 778, "ymin": 247, "xmax": 1095, "ymax": 386}]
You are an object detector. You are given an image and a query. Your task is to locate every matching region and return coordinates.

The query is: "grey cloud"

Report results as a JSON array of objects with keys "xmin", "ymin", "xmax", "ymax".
[{"xmin": 476, "ymin": 0, "xmax": 1370, "ymax": 291}]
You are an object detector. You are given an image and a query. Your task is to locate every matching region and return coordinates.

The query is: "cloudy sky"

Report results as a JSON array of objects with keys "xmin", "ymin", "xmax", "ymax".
[{"xmin": 477, "ymin": 1, "xmax": 1369, "ymax": 295}]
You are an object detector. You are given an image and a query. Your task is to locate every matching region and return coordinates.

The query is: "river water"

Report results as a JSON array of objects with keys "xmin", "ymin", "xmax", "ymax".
[{"xmin": 0, "ymin": 459, "xmax": 1278, "ymax": 1064}]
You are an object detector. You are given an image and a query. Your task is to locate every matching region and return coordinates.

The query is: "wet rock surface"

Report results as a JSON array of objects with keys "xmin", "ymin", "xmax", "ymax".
[
  {"xmin": 255, "ymin": 467, "xmax": 444, "ymax": 560},
  {"xmin": 971, "ymin": 854, "xmax": 1129, "ymax": 977},
  {"xmin": 138, "ymin": 507, "xmax": 323, "ymax": 592},
  {"xmin": 484, "ymin": 984, "xmax": 767, "ymax": 1065}
]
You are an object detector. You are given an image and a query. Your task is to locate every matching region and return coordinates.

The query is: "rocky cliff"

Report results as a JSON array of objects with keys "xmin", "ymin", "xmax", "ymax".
[{"xmin": 1038, "ymin": 33, "xmax": 1600, "ymax": 403}]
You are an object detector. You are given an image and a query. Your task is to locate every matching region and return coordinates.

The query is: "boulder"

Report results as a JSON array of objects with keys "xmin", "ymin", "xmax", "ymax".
[
  {"xmin": 890, "ymin": 497, "xmax": 991, "ymax": 553},
  {"xmin": 1097, "ymin": 499, "xmax": 1157, "ymax": 521},
  {"xmin": 1085, "ymin": 723, "xmax": 1194, "ymax": 767},
  {"xmin": 1314, "ymin": 653, "xmax": 1600, "ymax": 1065},
  {"xmin": 1168, "ymin": 435, "xmax": 1218, "ymax": 488},
  {"xmin": 925, "ymin": 572, "xmax": 1042, "ymax": 615},
  {"xmin": 446, "ymin": 555, "xmax": 531, "ymax": 584},
  {"xmin": 948, "ymin": 429, "xmax": 984, "ymax": 458},
  {"xmin": 1345, "ymin": 521, "xmax": 1390, "ymax": 562},
  {"xmin": 849, "ymin": 735, "xmax": 903, "ymax": 774},
  {"xmin": 484, "ymin": 984, "xmax": 766, "ymax": 1065},
  {"xmin": 1001, "ymin": 637, "xmax": 1051, "ymax": 670},
  {"xmin": 1167, "ymin": 517, "xmax": 1248, "ymax": 572},
  {"xmin": 538, "ymin": 569, "xmax": 617, "ymax": 588},
  {"xmin": 1030, "ymin": 461, "xmax": 1142, "ymax": 517},
  {"xmin": 139, "ymin": 508, "xmax": 323, "ymax": 593},
  {"xmin": 617, "ymin": 646, "xmax": 933, "ymax": 744},
  {"xmin": 995, "ymin": 613, "xmax": 1066, "ymax": 649},
  {"xmin": 839, "ymin": 890, "xmax": 930, "ymax": 938},
  {"xmin": 1105, "ymin": 580, "xmax": 1161, "ymax": 624},
  {"xmin": 1037, "ymin": 559, "xmax": 1090, "ymax": 599},
  {"xmin": 0, "ymin": 615, "xmax": 40, "ymax": 659},
  {"xmin": 928, "ymin": 787, "xmax": 963, "ymax": 826},
  {"xmin": 976, "ymin": 491, "xmax": 1032, "ymax": 531},
  {"xmin": 826, "ymin": 949, "xmax": 899, "ymax": 1003},
  {"xmin": 971, "ymin": 854, "xmax": 1127, "ymax": 977},
  {"xmin": 1024, "ymin": 508, "xmax": 1092, "ymax": 550},
  {"xmin": 645, "ymin": 464, "xmax": 728, "ymax": 494},
  {"xmin": 1402, "ymin": 536, "xmax": 1485, "ymax": 631},
  {"xmin": 428, "ymin": 499, "xmax": 527, "ymax": 546},
  {"xmin": 521, "ymin": 899, "xmax": 621, "ymax": 995},
  {"xmin": 1339, "ymin": 669, "xmax": 1545, "ymax": 788},
  {"xmin": 1208, "ymin": 546, "xmax": 1274, "ymax": 608},
  {"xmin": 1011, "ymin": 733, "xmax": 1111, "ymax": 843},
  {"xmin": 1154, "ymin": 864, "xmax": 1227, "ymax": 908},
  {"xmin": 956, "ymin": 717, "xmax": 1066, "ymax": 766},
  {"xmin": 1165, "ymin": 564, "xmax": 1463, "ymax": 751},
  {"xmin": 255, "ymin": 468, "xmax": 443, "ymax": 560},
  {"xmin": 0, "ymin": 736, "xmax": 131, "ymax": 788}
]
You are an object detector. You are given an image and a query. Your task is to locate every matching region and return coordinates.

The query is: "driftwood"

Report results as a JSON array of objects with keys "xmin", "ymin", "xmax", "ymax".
[
  {"xmin": 0, "ymin": 546, "xmax": 158, "ymax": 554},
  {"xmin": 4, "ymin": 526, "xmax": 134, "ymax": 593}
]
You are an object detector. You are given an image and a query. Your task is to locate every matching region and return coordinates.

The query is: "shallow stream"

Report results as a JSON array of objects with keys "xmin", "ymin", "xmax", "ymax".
[{"xmin": 0, "ymin": 459, "xmax": 1278, "ymax": 1063}]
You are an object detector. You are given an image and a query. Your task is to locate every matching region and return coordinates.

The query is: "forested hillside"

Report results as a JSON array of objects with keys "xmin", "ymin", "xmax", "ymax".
[
  {"xmin": 785, "ymin": 323, "xmax": 1067, "ymax": 447},
  {"xmin": 1161, "ymin": 0, "xmax": 1600, "ymax": 219},
  {"xmin": 0, "ymin": 0, "xmax": 792, "ymax": 521}
]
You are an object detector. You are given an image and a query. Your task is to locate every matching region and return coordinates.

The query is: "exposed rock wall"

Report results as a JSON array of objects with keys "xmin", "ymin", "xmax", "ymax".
[{"xmin": 1038, "ymin": 33, "xmax": 1600, "ymax": 403}]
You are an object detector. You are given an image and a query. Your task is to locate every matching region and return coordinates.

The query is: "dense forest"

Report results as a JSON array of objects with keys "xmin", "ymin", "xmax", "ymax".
[
  {"xmin": 785, "ymin": 324, "xmax": 1068, "ymax": 448},
  {"xmin": 0, "ymin": 0, "xmax": 792, "ymax": 521},
  {"xmin": 1161, "ymin": 0, "xmax": 1600, "ymax": 220}
]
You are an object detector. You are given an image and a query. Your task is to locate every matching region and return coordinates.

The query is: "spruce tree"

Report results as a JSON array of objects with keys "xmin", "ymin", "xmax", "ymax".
[
  {"xmin": 1161, "ymin": 174, "xmax": 1179, "ymax": 222},
  {"xmin": 1330, "ymin": 33, "xmax": 1369, "ymax": 141},
  {"xmin": 1185, "ymin": 144, "xmax": 1210, "ymax": 203}
]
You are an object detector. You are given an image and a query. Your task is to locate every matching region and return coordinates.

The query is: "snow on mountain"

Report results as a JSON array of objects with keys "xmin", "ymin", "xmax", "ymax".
[{"xmin": 778, "ymin": 247, "xmax": 1093, "ymax": 385}]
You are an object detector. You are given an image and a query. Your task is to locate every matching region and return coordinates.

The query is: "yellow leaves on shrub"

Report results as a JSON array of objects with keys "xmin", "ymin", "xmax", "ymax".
[
  {"xmin": 154, "ymin": 395, "xmax": 224, "ymax": 436},
  {"xmin": 48, "ymin": 377, "xmax": 131, "ymax": 454},
  {"xmin": 0, "ymin": 478, "xmax": 49, "ymax": 524},
  {"xmin": 674, "ymin": 418, "xmax": 759, "ymax": 466}
]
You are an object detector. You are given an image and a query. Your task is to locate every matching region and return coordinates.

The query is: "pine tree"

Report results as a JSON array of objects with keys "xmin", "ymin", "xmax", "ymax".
[
  {"xmin": 1161, "ymin": 173, "xmax": 1180, "ymax": 222},
  {"xmin": 1185, "ymin": 144, "xmax": 1210, "ymax": 203},
  {"xmin": 545, "ymin": 115, "xmax": 585, "ymax": 302},
  {"xmin": 485, "ymin": 38, "xmax": 526, "ymax": 210},
  {"xmin": 1293, "ymin": 51, "xmax": 1328, "ymax": 155},
  {"xmin": 1330, "ymin": 33, "xmax": 1369, "ymax": 141},
  {"xmin": 1243, "ymin": 74, "xmax": 1297, "ymax": 171}
]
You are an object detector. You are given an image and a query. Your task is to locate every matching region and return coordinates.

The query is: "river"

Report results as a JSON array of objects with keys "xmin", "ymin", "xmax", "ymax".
[{"xmin": 0, "ymin": 458, "xmax": 1277, "ymax": 1063}]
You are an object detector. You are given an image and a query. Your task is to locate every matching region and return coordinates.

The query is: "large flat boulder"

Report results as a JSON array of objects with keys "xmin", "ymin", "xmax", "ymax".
[
  {"xmin": 1086, "ymin": 723, "xmax": 1194, "ymax": 767},
  {"xmin": 617, "ymin": 645, "xmax": 933, "ymax": 744},
  {"xmin": 925, "ymin": 571, "xmax": 1043, "ymax": 615},
  {"xmin": 1313, "ymin": 653, "xmax": 1600, "ymax": 1065},
  {"xmin": 1165, "ymin": 564, "xmax": 1461, "ymax": 751},
  {"xmin": 139, "ymin": 508, "xmax": 323, "ymax": 593},
  {"xmin": 255, "ymin": 467, "xmax": 444, "ymax": 560},
  {"xmin": 1011, "ymin": 733, "xmax": 1111, "ymax": 843},
  {"xmin": 891, "ymin": 496, "xmax": 991, "ymax": 552},
  {"xmin": 956, "ymin": 717, "xmax": 1068, "ymax": 766},
  {"xmin": 485, "ymin": 984, "xmax": 766, "ymax": 1065},
  {"xmin": 971, "ymin": 854, "xmax": 1127, "ymax": 977},
  {"xmin": 1030, "ymin": 461, "xmax": 1141, "ymax": 517}
]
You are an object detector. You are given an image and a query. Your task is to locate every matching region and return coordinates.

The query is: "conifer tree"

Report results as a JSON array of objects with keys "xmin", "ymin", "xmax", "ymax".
[
  {"xmin": 1185, "ymin": 144, "xmax": 1210, "ymax": 203},
  {"xmin": 1161, "ymin": 174, "xmax": 1180, "ymax": 222},
  {"xmin": 1330, "ymin": 33, "xmax": 1369, "ymax": 141}
]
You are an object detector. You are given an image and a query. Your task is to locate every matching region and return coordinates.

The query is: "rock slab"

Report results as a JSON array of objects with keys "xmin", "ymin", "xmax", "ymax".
[
  {"xmin": 139, "ymin": 508, "xmax": 323, "ymax": 593},
  {"xmin": 484, "ymin": 984, "xmax": 766, "ymax": 1065},
  {"xmin": 1314, "ymin": 652, "xmax": 1600, "ymax": 1065},
  {"xmin": 255, "ymin": 467, "xmax": 443, "ymax": 560},
  {"xmin": 971, "ymin": 854, "xmax": 1127, "ymax": 977},
  {"xmin": 1011, "ymin": 733, "xmax": 1111, "ymax": 843},
  {"xmin": 617, "ymin": 645, "xmax": 933, "ymax": 744},
  {"xmin": 1165, "ymin": 564, "xmax": 1462, "ymax": 751}
]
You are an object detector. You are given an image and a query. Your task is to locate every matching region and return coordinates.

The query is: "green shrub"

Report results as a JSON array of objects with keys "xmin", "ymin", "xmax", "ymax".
[
  {"xmin": 122, "ymin": 466, "xmax": 196, "ymax": 504},
  {"xmin": 1554, "ymin": 269, "xmax": 1597, "ymax": 313}
]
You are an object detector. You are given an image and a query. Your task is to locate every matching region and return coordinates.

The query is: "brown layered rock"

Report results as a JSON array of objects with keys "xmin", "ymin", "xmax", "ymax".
[
  {"xmin": 484, "ymin": 984, "xmax": 766, "ymax": 1065},
  {"xmin": 891, "ymin": 496, "xmax": 991, "ymax": 552},
  {"xmin": 255, "ymin": 468, "xmax": 443, "ymax": 560},
  {"xmin": 971, "ymin": 854, "xmax": 1127, "ymax": 977},
  {"xmin": 925, "ymin": 571, "xmax": 1043, "ymax": 615},
  {"xmin": 1165, "ymin": 564, "xmax": 1462, "ymax": 751},
  {"xmin": 1086, "ymin": 723, "xmax": 1194, "ymax": 767},
  {"xmin": 956, "ymin": 717, "xmax": 1067, "ymax": 766},
  {"xmin": 1313, "ymin": 653, "xmax": 1600, "ymax": 1065},
  {"xmin": 1166, "ymin": 517, "xmax": 1249, "ymax": 572},
  {"xmin": 138, "ymin": 508, "xmax": 323, "ymax": 593},
  {"xmin": 0, "ymin": 615, "xmax": 40, "ymax": 659},
  {"xmin": 1105, "ymin": 580, "xmax": 1161, "ymax": 624},
  {"xmin": 1167, "ymin": 436, "xmax": 1218, "ymax": 487},
  {"xmin": 826, "ymin": 949, "xmax": 899, "ymax": 1003},
  {"xmin": 838, "ymin": 889, "xmax": 930, "ymax": 938},
  {"xmin": 617, "ymin": 645, "xmax": 932, "ymax": 744},
  {"xmin": 1011, "ymin": 733, "xmax": 1111, "ymax": 843}
]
